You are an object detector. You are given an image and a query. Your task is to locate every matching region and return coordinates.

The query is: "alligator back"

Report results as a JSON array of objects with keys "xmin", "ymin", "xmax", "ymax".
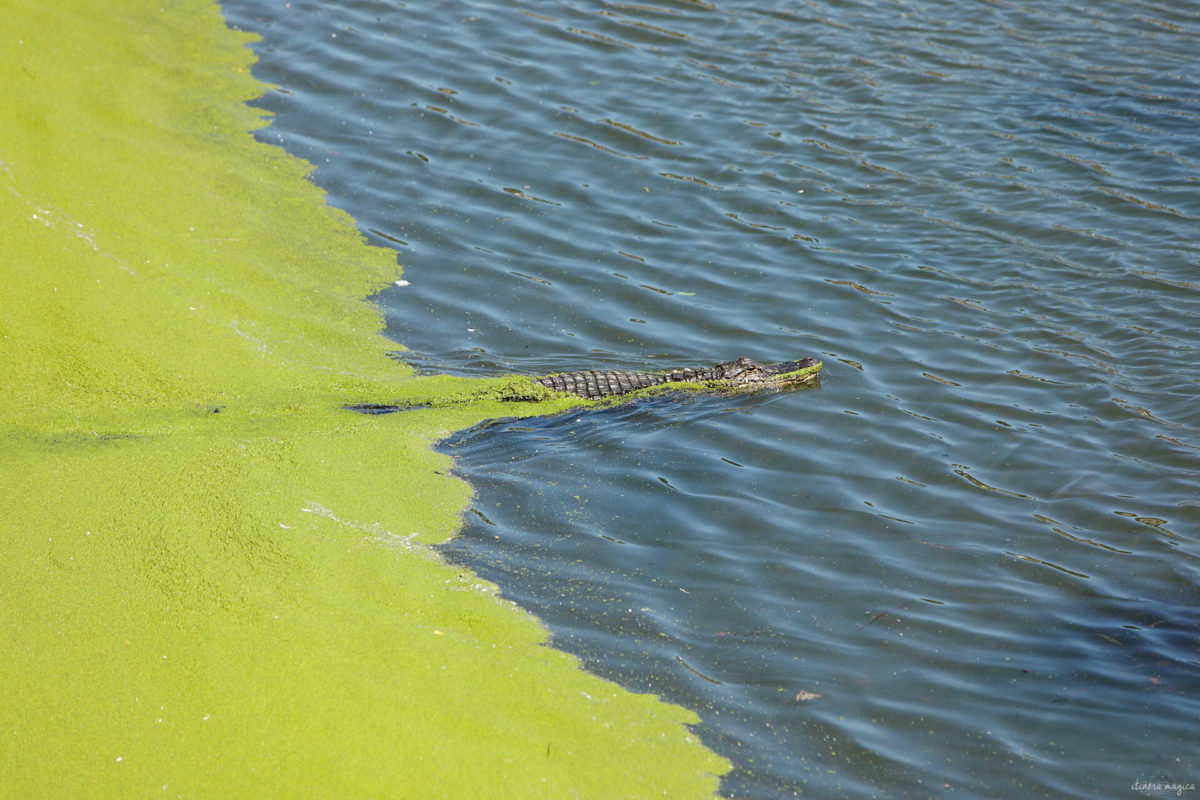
[
  {"xmin": 533, "ymin": 356, "xmax": 820, "ymax": 400},
  {"xmin": 536, "ymin": 366, "xmax": 724, "ymax": 400}
]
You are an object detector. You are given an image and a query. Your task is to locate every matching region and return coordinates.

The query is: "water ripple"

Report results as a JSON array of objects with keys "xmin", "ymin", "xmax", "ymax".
[{"xmin": 227, "ymin": 0, "xmax": 1200, "ymax": 796}]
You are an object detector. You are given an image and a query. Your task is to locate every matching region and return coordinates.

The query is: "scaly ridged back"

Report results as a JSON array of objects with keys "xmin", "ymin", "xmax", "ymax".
[{"xmin": 537, "ymin": 366, "xmax": 724, "ymax": 399}]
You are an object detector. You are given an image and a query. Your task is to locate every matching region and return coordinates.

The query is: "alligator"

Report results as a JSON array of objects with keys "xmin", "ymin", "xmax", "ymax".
[
  {"xmin": 348, "ymin": 356, "xmax": 821, "ymax": 415},
  {"xmin": 527, "ymin": 356, "xmax": 822, "ymax": 400}
]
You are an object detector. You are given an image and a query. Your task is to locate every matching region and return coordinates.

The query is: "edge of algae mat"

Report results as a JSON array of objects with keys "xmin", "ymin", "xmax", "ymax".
[{"xmin": 0, "ymin": 2, "xmax": 728, "ymax": 797}]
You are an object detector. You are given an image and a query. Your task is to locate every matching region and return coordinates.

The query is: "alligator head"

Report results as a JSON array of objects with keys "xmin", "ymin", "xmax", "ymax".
[{"xmin": 718, "ymin": 356, "xmax": 821, "ymax": 385}]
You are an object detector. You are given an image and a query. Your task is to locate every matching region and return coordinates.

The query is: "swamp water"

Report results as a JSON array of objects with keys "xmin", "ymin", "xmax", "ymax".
[{"xmin": 225, "ymin": 1, "xmax": 1200, "ymax": 796}]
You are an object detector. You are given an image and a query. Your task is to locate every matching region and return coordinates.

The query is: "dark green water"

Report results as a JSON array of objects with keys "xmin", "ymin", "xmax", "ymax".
[{"xmin": 226, "ymin": 1, "xmax": 1199, "ymax": 796}]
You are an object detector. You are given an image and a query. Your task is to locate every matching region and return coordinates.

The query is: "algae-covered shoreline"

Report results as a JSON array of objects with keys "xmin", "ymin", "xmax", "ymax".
[{"xmin": 0, "ymin": 2, "xmax": 726, "ymax": 796}]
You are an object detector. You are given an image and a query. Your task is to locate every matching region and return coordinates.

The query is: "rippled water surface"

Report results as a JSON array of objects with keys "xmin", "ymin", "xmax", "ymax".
[{"xmin": 225, "ymin": 1, "xmax": 1200, "ymax": 796}]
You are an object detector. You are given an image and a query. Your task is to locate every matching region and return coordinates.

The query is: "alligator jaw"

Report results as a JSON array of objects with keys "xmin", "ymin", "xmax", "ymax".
[{"xmin": 767, "ymin": 356, "xmax": 822, "ymax": 384}]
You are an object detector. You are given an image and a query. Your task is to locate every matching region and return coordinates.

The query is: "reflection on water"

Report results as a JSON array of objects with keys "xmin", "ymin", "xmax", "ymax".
[{"xmin": 226, "ymin": 0, "xmax": 1200, "ymax": 797}]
